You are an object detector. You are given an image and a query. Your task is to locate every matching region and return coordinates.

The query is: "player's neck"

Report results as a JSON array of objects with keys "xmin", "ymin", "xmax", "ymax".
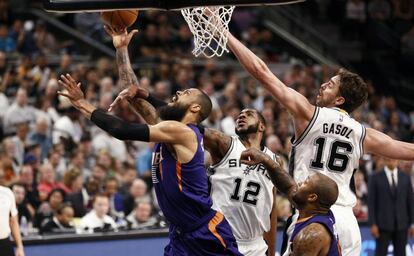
[
  {"xmin": 299, "ymin": 207, "xmax": 329, "ymax": 219},
  {"xmin": 239, "ymin": 133, "xmax": 262, "ymax": 149},
  {"xmin": 180, "ymin": 115, "xmax": 198, "ymax": 125}
]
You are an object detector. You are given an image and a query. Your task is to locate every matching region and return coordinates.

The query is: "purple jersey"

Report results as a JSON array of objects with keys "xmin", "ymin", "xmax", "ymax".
[
  {"xmin": 152, "ymin": 124, "xmax": 215, "ymax": 231},
  {"xmin": 290, "ymin": 210, "xmax": 341, "ymax": 256}
]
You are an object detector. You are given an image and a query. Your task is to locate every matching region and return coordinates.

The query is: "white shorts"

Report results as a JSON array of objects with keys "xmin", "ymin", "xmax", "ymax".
[
  {"xmin": 330, "ymin": 205, "xmax": 361, "ymax": 256},
  {"xmin": 282, "ymin": 205, "xmax": 361, "ymax": 256},
  {"xmin": 237, "ymin": 236, "xmax": 268, "ymax": 256}
]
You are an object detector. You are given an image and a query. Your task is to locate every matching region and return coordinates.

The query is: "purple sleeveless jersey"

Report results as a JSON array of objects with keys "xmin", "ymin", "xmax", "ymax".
[
  {"xmin": 151, "ymin": 124, "xmax": 215, "ymax": 231},
  {"xmin": 290, "ymin": 210, "xmax": 341, "ymax": 255}
]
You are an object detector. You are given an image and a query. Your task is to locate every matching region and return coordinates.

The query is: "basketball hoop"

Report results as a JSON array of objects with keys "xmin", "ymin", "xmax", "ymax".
[{"xmin": 181, "ymin": 6, "xmax": 235, "ymax": 58}]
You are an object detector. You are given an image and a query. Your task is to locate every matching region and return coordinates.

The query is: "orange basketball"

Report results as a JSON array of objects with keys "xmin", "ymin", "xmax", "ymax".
[{"xmin": 101, "ymin": 10, "xmax": 139, "ymax": 30}]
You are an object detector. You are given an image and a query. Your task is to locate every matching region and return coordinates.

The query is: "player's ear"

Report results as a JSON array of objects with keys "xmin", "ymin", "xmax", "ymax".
[
  {"xmin": 308, "ymin": 193, "xmax": 318, "ymax": 203},
  {"xmin": 258, "ymin": 122, "xmax": 265, "ymax": 132},
  {"xmin": 334, "ymin": 96, "xmax": 345, "ymax": 107},
  {"xmin": 189, "ymin": 103, "xmax": 201, "ymax": 114}
]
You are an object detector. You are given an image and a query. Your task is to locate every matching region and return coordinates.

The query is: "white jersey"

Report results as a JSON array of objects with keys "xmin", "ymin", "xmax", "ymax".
[
  {"xmin": 289, "ymin": 107, "xmax": 366, "ymax": 207},
  {"xmin": 209, "ymin": 136, "xmax": 275, "ymax": 241}
]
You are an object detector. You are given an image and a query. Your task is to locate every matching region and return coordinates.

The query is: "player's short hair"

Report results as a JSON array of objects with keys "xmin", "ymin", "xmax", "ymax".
[
  {"xmin": 196, "ymin": 89, "xmax": 212, "ymax": 123},
  {"xmin": 337, "ymin": 69, "xmax": 368, "ymax": 113},
  {"xmin": 254, "ymin": 109, "xmax": 266, "ymax": 127},
  {"xmin": 313, "ymin": 173, "xmax": 338, "ymax": 209}
]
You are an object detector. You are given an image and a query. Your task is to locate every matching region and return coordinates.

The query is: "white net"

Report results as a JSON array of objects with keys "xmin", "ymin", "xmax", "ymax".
[{"xmin": 181, "ymin": 6, "xmax": 235, "ymax": 58}]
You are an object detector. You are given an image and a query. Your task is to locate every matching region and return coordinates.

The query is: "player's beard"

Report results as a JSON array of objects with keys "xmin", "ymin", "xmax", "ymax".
[
  {"xmin": 235, "ymin": 123, "xmax": 259, "ymax": 136},
  {"xmin": 292, "ymin": 193, "xmax": 307, "ymax": 210},
  {"xmin": 158, "ymin": 103, "xmax": 188, "ymax": 121}
]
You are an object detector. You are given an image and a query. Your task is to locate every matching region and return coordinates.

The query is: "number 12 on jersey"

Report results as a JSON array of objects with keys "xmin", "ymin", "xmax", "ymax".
[{"xmin": 230, "ymin": 178, "xmax": 261, "ymax": 206}]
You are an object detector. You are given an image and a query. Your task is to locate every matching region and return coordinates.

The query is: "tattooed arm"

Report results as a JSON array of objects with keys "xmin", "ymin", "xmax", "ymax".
[
  {"xmin": 240, "ymin": 148, "xmax": 298, "ymax": 202},
  {"xmin": 128, "ymin": 98, "xmax": 159, "ymax": 125},
  {"xmin": 203, "ymin": 128, "xmax": 232, "ymax": 165},
  {"xmin": 291, "ymin": 223, "xmax": 331, "ymax": 256}
]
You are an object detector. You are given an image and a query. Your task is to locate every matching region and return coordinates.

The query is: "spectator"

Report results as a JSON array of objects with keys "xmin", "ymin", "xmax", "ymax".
[
  {"xmin": 40, "ymin": 203, "xmax": 75, "ymax": 234},
  {"xmin": 354, "ymin": 170, "xmax": 368, "ymax": 203},
  {"xmin": 11, "ymin": 121, "xmax": 29, "ymax": 167},
  {"xmin": 66, "ymin": 178, "xmax": 99, "ymax": 218},
  {"xmin": 368, "ymin": 158, "xmax": 414, "ymax": 256},
  {"xmin": 119, "ymin": 165, "xmax": 137, "ymax": 195},
  {"xmin": 79, "ymin": 194, "xmax": 117, "ymax": 233},
  {"xmin": 126, "ymin": 201, "xmax": 157, "ymax": 230},
  {"xmin": 35, "ymin": 188, "xmax": 65, "ymax": 228},
  {"xmin": 33, "ymin": 21, "xmax": 57, "ymax": 54},
  {"xmin": 37, "ymin": 163, "xmax": 64, "ymax": 202},
  {"xmin": 62, "ymin": 168, "xmax": 83, "ymax": 194},
  {"xmin": 28, "ymin": 117, "xmax": 53, "ymax": 162},
  {"xmin": 10, "ymin": 182, "xmax": 34, "ymax": 225},
  {"xmin": 68, "ymin": 150, "xmax": 90, "ymax": 178},
  {"xmin": 17, "ymin": 164, "xmax": 39, "ymax": 208},
  {"xmin": 104, "ymin": 177, "xmax": 124, "ymax": 219},
  {"xmin": 3, "ymin": 88, "xmax": 37, "ymax": 135},
  {"xmin": 123, "ymin": 178, "xmax": 151, "ymax": 216}
]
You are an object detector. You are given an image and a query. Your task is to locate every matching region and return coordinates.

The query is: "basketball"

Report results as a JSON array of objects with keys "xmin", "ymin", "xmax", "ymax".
[{"xmin": 101, "ymin": 10, "xmax": 139, "ymax": 30}]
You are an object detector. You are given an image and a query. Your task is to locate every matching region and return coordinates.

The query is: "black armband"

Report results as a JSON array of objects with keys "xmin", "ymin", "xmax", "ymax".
[
  {"xmin": 146, "ymin": 94, "xmax": 168, "ymax": 109},
  {"xmin": 91, "ymin": 109, "xmax": 150, "ymax": 142}
]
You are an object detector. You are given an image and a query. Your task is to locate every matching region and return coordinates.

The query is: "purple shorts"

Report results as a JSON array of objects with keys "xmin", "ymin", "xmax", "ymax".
[{"xmin": 164, "ymin": 212, "xmax": 242, "ymax": 256}]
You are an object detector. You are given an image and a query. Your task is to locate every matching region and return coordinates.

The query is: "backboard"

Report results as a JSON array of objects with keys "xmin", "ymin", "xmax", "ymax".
[{"xmin": 43, "ymin": 0, "xmax": 305, "ymax": 12}]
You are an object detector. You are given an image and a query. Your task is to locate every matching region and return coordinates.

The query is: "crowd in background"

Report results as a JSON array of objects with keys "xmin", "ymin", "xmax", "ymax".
[{"xmin": 0, "ymin": 0, "xmax": 413, "ymax": 236}]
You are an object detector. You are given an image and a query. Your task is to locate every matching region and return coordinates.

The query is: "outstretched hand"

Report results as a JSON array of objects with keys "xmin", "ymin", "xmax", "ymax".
[
  {"xmin": 57, "ymin": 74, "xmax": 84, "ymax": 104},
  {"xmin": 104, "ymin": 25, "xmax": 138, "ymax": 49},
  {"xmin": 108, "ymin": 86, "xmax": 149, "ymax": 112},
  {"xmin": 240, "ymin": 148, "xmax": 272, "ymax": 166}
]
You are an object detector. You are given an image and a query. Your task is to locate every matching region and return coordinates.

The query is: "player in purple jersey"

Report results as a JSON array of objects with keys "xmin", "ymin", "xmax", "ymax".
[
  {"xmin": 57, "ymin": 71, "xmax": 241, "ymax": 255},
  {"xmin": 240, "ymin": 148, "xmax": 341, "ymax": 256}
]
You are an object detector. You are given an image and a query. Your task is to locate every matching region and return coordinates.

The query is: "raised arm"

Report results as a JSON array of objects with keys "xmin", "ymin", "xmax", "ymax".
[
  {"xmin": 240, "ymin": 148, "xmax": 297, "ymax": 202},
  {"xmin": 57, "ymin": 74, "xmax": 193, "ymax": 145},
  {"xmin": 364, "ymin": 128, "xmax": 414, "ymax": 160},
  {"xmin": 227, "ymin": 33, "xmax": 314, "ymax": 125},
  {"xmin": 291, "ymin": 223, "xmax": 331, "ymax": 256}
]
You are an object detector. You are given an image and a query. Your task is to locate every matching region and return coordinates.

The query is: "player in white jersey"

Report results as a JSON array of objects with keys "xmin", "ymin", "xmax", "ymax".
[
  {"xmin": 206, "ymin": 108, "xmax": 277, "ymax": 256},
  {"xmin": 224, "ymin": 31, "xmax": 414, "ymax": 256}
]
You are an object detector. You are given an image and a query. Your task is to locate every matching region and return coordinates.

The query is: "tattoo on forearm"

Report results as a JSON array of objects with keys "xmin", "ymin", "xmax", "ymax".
[
  {"xmin": 116, "ymin": 48, "xmax": 139, "ymax": 87},
  {"xmin": 263, "ymin": 157, "xmax": 297, "ymax": 198},
  {"xmin": 128, "ymin": 98, "xmax": 158, "ymax": 125}
]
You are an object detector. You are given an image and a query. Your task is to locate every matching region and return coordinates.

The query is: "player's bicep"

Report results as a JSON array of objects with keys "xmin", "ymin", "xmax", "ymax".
[
  {"xmin": 292, "ymin": 223, "xmax": 331, "ymax": 256},
  {"xmin": 204, "ymin": 128, "xmax": 232, "ymax": 160},
  {"xmin": 149, "ymin": 121, "xmax": 193, "ymax": 144},
  {"xmin": 364, "ymin": 128, "xmax": 414, "ymax": 160}
]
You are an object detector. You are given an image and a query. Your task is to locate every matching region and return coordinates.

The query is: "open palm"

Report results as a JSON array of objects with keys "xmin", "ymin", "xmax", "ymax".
[{"xmin": 57, "ymin": 74, "xmax": 84, "ymax": 103}]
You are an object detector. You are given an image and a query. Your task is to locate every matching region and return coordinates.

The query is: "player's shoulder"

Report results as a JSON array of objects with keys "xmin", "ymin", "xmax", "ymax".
[{"xmin": 294, "ymin": 222, "xmax": 331, "ymax": 245}]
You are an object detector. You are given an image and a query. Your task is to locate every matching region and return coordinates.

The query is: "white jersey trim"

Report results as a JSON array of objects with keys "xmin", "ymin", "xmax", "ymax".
[
  {"xmin": 292, "ymin": 107, "xmax": 320, "ymax": 146},
  {"xmin": 359, "ymin": 125, "xmax": 366, "ymax": 156}
]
